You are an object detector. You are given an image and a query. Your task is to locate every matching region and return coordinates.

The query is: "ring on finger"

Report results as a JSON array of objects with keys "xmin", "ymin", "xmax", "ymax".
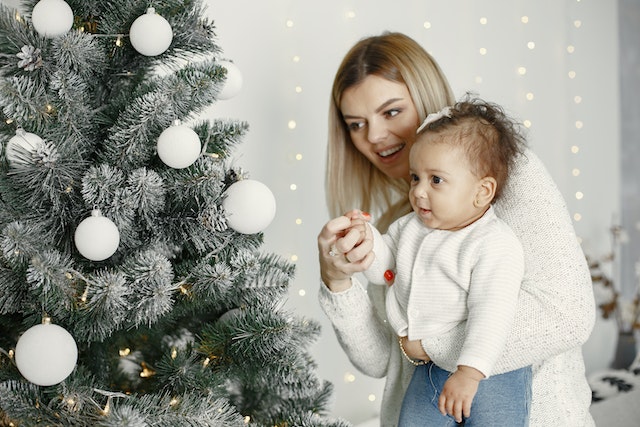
[{"xmin": 329, "ymin": 245, "xmax": 339, "ymax": 257}]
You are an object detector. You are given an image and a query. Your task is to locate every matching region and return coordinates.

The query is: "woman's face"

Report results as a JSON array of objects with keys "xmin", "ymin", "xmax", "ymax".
[{"xmin": 339, "ymin": 75, "xmax": 420, "ymax": 181}]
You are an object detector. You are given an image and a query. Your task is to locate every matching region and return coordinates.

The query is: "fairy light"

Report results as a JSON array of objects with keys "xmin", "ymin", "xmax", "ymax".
[
  {"xmin": 423, "ymin": 21, "xmax": 431, "ymax": 29},
  {"xmin": 527, "ymin": 41, "xmax": 536, "ymax": 50},
  {"xmin": 298, "ymin": 289, "xmax": 306, "ymax": 296},
  {"xmin": 346, "ymin": 10, "xmax": 356, "ymax": 19},
  {"xmin": 119, "ymin": 348, "xmax": 131, "ymax": 357},
  {"xmin": 287, "ymin": 120, "xmax": 296, "ymax": 130},
  {"xmin": 139, "ymin": 362, "xmax": 156, "ymax": 378},
  {"xmin": 285, "ymin": 19, "xmax": 294, "ymax": 28},
  {"xmin": 480, "ymin": 17, "xmax": 488, "ymax": 25},
  {"xmin": 290, "ymin": 184, "xmax": 297, "ymax": 191},
  {"xmin": 479, "ymin": 47, "xmax": 487, "ymax": 55}
]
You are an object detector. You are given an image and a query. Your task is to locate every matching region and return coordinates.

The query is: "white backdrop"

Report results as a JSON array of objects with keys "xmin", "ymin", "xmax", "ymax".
[{"xmin": 0, "ymin": 0, "xmax": 622, "ymax": 424}]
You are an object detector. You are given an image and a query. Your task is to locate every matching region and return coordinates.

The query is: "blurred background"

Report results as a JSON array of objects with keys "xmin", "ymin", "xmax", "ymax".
[{"xmin": 3, "ymin": 1, "xmax": 637, "ymax": 424}]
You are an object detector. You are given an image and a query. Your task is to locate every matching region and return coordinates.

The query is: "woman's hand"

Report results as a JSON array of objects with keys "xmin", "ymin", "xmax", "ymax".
[{"xmin": 317, "ymin": 209, "xmax": 374, "ymax": 292}]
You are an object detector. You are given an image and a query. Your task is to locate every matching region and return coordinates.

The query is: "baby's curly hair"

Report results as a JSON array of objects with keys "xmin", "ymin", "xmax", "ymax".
[{"xmin": 417, "ymin": 94, "xmax": 527, "ymax": 201}]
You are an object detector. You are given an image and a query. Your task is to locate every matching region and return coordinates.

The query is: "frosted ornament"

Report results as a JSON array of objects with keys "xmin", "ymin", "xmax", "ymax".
[
  {"xmin": 74, "ymin": 209, "xmax": 120, "ymax": 261},
  {"xmin": 31, "ymin": 0, "xmax": 74, "ymax": 38},
  {"xmin": 157, "ymin": 122, "xmax": 201, "ymax": 169},
  {"xmin": 129, "ymin": 7, "xmax": 173, "ymax": 56},
  {"xmin": 217, "ymin": 61, "xmax": 243, "ymax": 100},
  {"xmin": 15, "ymin": 322, "xmax": 78, "ymax": 386},
  {"xmin": 6, "ymin": 128, "xmax": 44, "ymax": 165},
  {"xmin": 223, "ymin": 179, "xmax": 276, "ymax": 234}
]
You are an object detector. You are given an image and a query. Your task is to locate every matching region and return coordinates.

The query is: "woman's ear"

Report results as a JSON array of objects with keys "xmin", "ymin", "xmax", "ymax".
[{"xmin": 474, "ymin": 177, "xmax": 497, "ymax": 208}]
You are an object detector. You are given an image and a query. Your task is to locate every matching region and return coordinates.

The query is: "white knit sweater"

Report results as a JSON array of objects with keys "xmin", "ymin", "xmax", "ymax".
[
  {"xmin": 319, "ymin": 149, "xmax": 596, "ymax": 426},
  {"xmin": 365, "ymin": 207, "xmax": 525, "ymax": 377}
]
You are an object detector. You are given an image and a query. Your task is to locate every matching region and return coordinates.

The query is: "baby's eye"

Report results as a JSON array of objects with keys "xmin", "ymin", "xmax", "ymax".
[
  {"xmin": 431, "ymin": 176, "xmax": 443, "ymax": 184},
  {"xmin": 410, "ymin": 173, "xmax": 419, "ymax": 184}
]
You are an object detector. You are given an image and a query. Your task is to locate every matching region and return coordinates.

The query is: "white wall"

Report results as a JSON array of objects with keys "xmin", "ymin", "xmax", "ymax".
[
  {"xmin": 1, "ymin": 0, "xmax": 622, "ymax": 424},
  {"xmin": 203, "ymin": 1, "xmax": 621, "ymax": 423}
]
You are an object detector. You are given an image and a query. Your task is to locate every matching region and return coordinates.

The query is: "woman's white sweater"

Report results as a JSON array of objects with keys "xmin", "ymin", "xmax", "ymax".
[{"xmin": 319, "ymin": 149, "xmax": 596, "ymax": 426}]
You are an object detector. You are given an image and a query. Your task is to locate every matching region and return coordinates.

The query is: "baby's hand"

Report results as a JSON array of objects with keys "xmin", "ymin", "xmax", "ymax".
[
  {"xmin": 438, "ymin": 366, "xmax": 484, "ymax": 423},
  {"xmin": 342, "ymin": 210, "xmax": 371, "ymax": 249}
]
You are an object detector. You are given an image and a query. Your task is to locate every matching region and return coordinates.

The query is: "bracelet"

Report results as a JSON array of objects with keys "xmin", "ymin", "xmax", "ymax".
[{"xmin": 398, "ymin": 336, "xmax": 427, "ymax": 366}]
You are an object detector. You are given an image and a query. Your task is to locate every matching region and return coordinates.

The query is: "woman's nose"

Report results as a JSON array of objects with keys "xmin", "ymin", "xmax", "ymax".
[{"xmin": 367, "ymin": 118, "xmax": 387, "ymax": 144}]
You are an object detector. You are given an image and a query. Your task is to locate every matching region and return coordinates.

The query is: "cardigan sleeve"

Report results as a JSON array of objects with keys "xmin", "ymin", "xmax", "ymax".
[
  {"xmin": 422, "ymin": 149, "xmax": 596, "ymax": 374},
  {"xmin": 318, "ymin": 275, "xmax": 393, "ymax": 377},
  {"xmin": 363, "ymin": 223, "xmax": 396, "ymax": 285}
]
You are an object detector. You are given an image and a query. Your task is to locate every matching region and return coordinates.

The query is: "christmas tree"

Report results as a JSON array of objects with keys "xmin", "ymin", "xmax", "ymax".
[{"xmin": 0, "ymin": 1, "xmax": 346, "ymax": 425}]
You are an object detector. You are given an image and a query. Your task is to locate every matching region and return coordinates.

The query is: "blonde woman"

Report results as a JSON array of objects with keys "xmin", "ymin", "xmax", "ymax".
[{"xmin": 317, "ymin": 32, "xmax": 595, "ymax": 426}]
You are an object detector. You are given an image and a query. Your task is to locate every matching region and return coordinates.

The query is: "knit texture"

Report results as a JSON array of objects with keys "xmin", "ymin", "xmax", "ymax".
[
  {"xmin": 319, "ymin": 149, "xmax": 596, "ymax": 426},
  {"xmin": 365, "ymin": 207, "xmax": 524, "ymax": 377}
]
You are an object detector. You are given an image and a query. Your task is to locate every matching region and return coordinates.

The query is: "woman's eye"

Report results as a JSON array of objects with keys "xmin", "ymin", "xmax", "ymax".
[
  {"xmin": 385, "ymin": 108, "xmax": 400, "ymax": 118},
  {"xmin": 347, "ymin": 121, "xmax": 364, "ymax": 131},
  {"xmin": 431, "ymin": 176, "xmax": 443, "ymax": 184}
]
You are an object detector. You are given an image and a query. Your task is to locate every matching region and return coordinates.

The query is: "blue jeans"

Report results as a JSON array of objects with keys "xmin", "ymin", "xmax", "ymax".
[{"xmin": 399, "ymin": 362, "xmax": 531, "ymax": 426}]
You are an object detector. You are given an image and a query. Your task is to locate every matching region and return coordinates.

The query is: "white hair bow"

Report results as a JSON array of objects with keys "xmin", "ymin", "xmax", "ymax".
[{"xmin": 417, "ymin": 106, "xmax": 453, "ymax": 133}]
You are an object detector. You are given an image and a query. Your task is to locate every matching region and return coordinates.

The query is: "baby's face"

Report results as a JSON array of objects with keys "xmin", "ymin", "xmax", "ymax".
[{"xmin": 408, "ymin": 138, "xmax": 483, "ymax": 231}]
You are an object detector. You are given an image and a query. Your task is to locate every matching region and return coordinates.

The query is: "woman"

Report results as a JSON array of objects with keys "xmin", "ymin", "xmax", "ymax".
[{"xmin": 317, "ymin": 32, "xmax": 595, "ymax": 426}]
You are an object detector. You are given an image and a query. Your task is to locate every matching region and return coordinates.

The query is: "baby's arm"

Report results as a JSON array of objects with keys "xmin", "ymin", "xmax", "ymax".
[{"xmin": 360, "ymin": 222, "xmax": 395, "ymax": 285}]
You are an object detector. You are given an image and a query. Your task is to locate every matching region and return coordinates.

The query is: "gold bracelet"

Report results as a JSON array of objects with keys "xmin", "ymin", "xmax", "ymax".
[{"xmin": 398, "ymin": 336, "xmax": 426, "ymax": 366}]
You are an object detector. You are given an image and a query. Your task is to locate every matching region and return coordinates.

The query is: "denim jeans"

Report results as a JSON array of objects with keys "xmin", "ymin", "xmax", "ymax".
[{"xmin": 399, "ymin": 362, "xmax": 532, "ymax": 426}]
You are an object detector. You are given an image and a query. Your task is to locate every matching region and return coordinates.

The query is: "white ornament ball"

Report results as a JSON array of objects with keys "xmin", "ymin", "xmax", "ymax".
[
  {"xmin": 223, "ymin": 179, "xmax": 276, "ymax": 234},
  {"xmin": 15, "ymin": 322, "xmax": 78, "ymax": 386},
  {"xmin": 31, "ymin": 0, "xmax": 74, "ymax": 38},
  {"xmin": 129, "ymin": 7, "xmax": 173, "ymax": 56},
  {"xmin": 157, "ymin": 123, "xmax": 201, "ymax": 169},
  {"xmin": 74, "ymin": 209, "xmax": 120, "ymax": 261},
  {"xmin": 6, "ymin": 128, "xmax": 44, "ymax": 165},
  {"xmin": 217, "ymin": 61, "xmax": 243, "ymax": 100}
]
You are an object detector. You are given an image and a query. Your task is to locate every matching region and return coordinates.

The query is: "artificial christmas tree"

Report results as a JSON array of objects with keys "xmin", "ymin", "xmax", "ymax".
[{"xmin": 0, "ymin": 1, "xmax": 346, "ymax": 425}]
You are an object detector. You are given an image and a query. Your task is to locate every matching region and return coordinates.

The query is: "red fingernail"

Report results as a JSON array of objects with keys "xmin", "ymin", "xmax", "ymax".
[
  {"xmin": 362, "ymin": 211, "xmax": 371, "ymax": 218},
  {"xmin": 384, "ymin": 269, "xmax": 395, "ymax": 283}
]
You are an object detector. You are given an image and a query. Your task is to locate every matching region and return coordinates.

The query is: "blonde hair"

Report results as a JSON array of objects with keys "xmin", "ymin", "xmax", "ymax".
[{"xmin": 326, "ymin": 32, "xmax": 455, "ymax": 231}]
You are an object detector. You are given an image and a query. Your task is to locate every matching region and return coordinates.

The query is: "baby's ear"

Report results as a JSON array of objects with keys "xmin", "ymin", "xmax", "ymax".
[{"xmin": 474, "ymin": 177, "xmax": 497, "ymax": 208}]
